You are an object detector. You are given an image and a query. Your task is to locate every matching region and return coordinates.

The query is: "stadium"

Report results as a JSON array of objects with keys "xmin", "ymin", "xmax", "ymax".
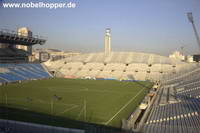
[
  {"xmin": 1, "ymin": 22, "xmax": 200, "ymax": 133},
  {"xmin": 0, "ymin": 3, "xmax": 200, "ymax": 133}
]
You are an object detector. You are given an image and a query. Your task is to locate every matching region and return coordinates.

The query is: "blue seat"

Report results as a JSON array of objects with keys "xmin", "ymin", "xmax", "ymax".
[
  {"xmin": 0, "ymin": 78, "xmax": 6, "ymax": 83},
  {"xmin": 0, "ymin": 63, "xmax": 51, "ymax": 82}
]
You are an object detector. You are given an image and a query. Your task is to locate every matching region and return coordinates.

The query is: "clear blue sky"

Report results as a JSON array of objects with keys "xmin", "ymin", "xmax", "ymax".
[{"xmin": 0, "ymin": 0, "xmax": 200, "ymax": 55}]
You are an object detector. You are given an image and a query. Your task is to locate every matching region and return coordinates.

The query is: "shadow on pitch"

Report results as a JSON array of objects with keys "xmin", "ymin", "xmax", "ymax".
[{"xmin": 0, "ymin": 106, "xmax": 135, "ymax": 133}]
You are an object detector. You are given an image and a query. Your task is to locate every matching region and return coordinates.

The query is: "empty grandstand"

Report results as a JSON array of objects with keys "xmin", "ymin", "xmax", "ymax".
[
  {"xmin": 44, "ymin": 28, "xmax": 197, "ymax": 82},
  {"xmin": 139, "ymin": 64, "xmax": 200, "ymax": 133},
  {"xmin": 45, "ymin": 47, "xmax": 194, "ymax": 81},
  {"xmin": 0, "ymin": 63, "xmax": 52, "ymax": 84}
]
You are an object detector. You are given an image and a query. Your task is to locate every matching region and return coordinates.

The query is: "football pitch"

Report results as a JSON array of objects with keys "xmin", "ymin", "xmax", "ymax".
[{"xmin": 0, "ymin": 78, "xmax": 152, "ymax": 127}]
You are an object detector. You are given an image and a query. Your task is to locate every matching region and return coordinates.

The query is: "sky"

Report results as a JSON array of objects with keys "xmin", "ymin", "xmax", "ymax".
[{"xmin": 0, "ymin": 0, "xmax": 200, "ymax": 56}]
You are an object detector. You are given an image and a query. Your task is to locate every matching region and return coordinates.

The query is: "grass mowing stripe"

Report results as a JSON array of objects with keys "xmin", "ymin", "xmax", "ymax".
[
  {"xmin": 57, "ymin": 105, "xmax": 78, "ymax": 115},
  {"xmin": 105, "ymin": 87, "xmax": 145, "ymax": 125},
  {"xmin": 49, "ymin": 87, "xmax": 135, "ymax": 94}
]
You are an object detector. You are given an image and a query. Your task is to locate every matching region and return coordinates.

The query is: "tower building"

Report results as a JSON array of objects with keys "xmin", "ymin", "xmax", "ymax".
[
  {"xmin": 104, "ymin": 28, "xmax": 111, "ymax": 56},
  {"xmin": 16, "ymin": 27, "xmax": 33, "ymax": 54}
]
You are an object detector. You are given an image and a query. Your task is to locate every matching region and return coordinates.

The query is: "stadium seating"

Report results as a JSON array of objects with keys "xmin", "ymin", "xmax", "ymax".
[
  {"xmin": 142, "ymin": 64, "xmax": 200, "ymax": 133},
  {"xmin": 87, "ymin": 70, "xmax": 99, "ymax": 77},
  {"xmin": 0, "ymin": 63, "xmax": 52, "ymax": 83},
  {"xmin": 75, "ymin": 70, "xmax": 89, "ymax": 77},
  {"xmin": 45, "ymin": 51, "xmax": 197, "ymax": 81}
]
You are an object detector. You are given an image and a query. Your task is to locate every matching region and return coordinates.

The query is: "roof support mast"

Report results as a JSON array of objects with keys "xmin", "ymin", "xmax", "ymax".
[{"xmin": 187, "ymin": 12, "xmax": 200, "ymax": 51}]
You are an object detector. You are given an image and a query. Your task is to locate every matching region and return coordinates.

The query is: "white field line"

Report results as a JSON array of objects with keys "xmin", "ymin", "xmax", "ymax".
[
  {"xmin": 22, "ymin": 107, "xmax": 29, "ymax": 110},
  {"xmin": 122, "ymin": 81, "xmax": 130, "ymax": 86},
  {"xmin": 104, "ymin": 88, "xmax": 145, "ymax": 125},
  {"xmin": 56, "ymin": 105, "xmax": 78, "ymax": 115},
  {"xmin": 76, "ymin": 104, "xmax": 85, "ymax": 120}
]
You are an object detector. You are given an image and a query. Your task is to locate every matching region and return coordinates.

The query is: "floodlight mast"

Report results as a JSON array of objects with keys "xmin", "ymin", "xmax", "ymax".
[{"xmin": 187, "ymin": 12, "xmax": 200, "ymax": 51}]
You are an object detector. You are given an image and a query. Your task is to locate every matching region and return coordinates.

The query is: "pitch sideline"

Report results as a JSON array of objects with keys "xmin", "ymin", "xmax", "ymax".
[{"xmin": 104, "ymin": 87, "xmax": 145, "ymax": 125}]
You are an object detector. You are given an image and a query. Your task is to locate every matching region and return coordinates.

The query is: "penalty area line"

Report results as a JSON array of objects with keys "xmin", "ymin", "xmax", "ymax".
[
  {"xmin": 104, "ymin": 88, "xmax": 145, "ymax": 125},
  {"xmin": 76, "ymin": 104, "xmax": 85, "ymax": 120}
]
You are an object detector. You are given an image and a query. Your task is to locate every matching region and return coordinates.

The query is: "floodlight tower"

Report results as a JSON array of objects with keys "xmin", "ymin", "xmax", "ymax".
[
  {"xmin": 105, "ymin": 28, "xmax": 111, "ymax": 56},
  {"xmin": 187, "ymin": 12, "xmax": 200, "ymax": 51}
]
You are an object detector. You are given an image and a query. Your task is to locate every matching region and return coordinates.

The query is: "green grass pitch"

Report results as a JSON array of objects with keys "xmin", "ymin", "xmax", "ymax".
[{"xmin": 0, "ymin": 78, "xmax": 152, "ymax": 128}]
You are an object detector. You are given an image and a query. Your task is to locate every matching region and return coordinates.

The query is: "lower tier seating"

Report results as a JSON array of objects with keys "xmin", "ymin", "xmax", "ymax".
[{"xmin": 0, "ymin": 63, "xmax": 52, "ymax": 83}]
